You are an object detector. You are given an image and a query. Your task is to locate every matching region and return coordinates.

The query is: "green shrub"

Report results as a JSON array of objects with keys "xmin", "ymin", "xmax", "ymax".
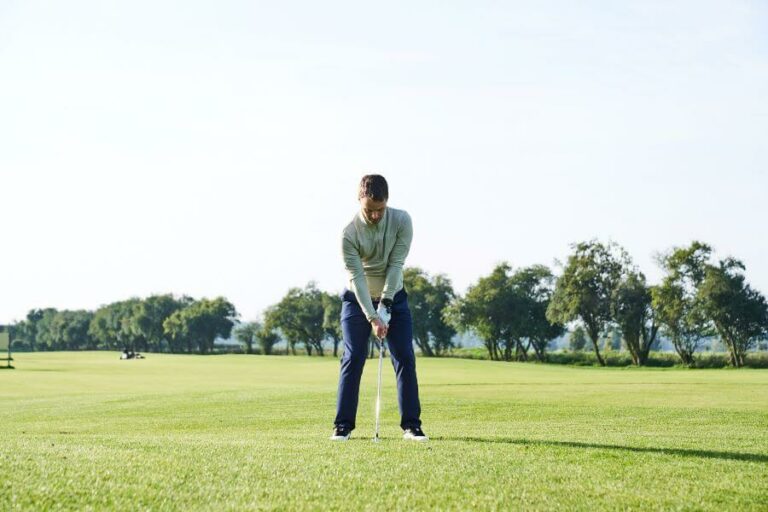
[
  {"xmin": 442, "ymin": 347, "xmax": 768, "ymax": 368},
  {"xmin": 10, "ymin": 339, "xmax": 33, "ymax": 352}
]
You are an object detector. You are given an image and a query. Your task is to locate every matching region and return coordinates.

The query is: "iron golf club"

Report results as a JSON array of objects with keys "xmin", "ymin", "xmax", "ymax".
[{"xmin": 373, "ymin": 336, "xmax": 385, "ymax": 443}]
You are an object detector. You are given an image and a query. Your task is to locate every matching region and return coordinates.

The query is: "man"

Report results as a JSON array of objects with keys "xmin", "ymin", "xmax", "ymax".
[{"xmin": 330, "ymin": 174, "xmax": 427, "ymax": 442}]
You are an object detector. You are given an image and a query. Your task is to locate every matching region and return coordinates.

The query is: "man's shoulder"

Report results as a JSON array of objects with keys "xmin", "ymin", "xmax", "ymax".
[
  {"xmin": 388, "ymin": 207, "xmax": 411, "ymax": 226},
  {"xmin": 342, "ymin": 214, "xmax": 361, "ymax": 239}
]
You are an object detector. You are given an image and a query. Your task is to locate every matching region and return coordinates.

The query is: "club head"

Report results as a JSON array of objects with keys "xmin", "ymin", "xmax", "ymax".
[{"xmin": 373, "ymin": 437, "xmax": 380, "ymax": 443}]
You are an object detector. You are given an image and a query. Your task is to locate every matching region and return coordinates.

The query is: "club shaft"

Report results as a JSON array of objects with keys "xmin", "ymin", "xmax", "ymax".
[{"xmin": 374, "ymin": 337, "xmax": 384, "ymax": 440}]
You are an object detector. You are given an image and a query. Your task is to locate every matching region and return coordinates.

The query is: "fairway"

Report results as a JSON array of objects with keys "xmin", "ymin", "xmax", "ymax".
[{"xmin": 1, "ymin": 353, "xmax": 767, "ymax": 511}]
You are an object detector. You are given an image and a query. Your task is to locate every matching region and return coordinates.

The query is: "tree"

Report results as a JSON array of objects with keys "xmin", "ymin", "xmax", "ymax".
[
  {"xmin": 508, "ymin": 265, "xmax": 565, "ymax": 362},
  {"xmin": 256, "ymin": 321, "xmax": 281, "ymax": 355},
  {"xmin": 448, "ymin": 263, "xmax": 517, "ymax": 361},
  {"xmin": 264, "ymin": 283, "xmax": 326, "ymax": 356},
  {"xmin": 34, "ymin": 308, "xmax": 61, "ymax": 350},
  {"xmin": 234, "ymin": 322, "xmax": 259, "ymax": 354},
  {"xmin": 569, "ymin": 326, "xmax": 587, "ymax": 351},
  {"xmin": 50, "ymin": 310, "xmax": 95, "ymax": 350},
  {"xmin": 235, "ymin": 320, "xmax": 280, "ymax": 356},
  {"xmin": 547, "ymin": 240, "xmax": 631, "ymax": 366},
  {"xmin": 450, "ymin": 264, "xmax": 562, "ymax": 362},
  {"xmin": 652, "ymin": 241, "xmax": 712, "ymax": 365},
  {"xmin": 25, "ymin": 309, "xmax": 91, "ymax": 351},
  {"xmin": 698, "ymin": 258, "xmax": 768, "ymax": 367},
  {"xmin": 404, "ymin": 267, "xmax": 456, "ymax": 357},
  {"xmin": 162, "ymin": 310, "xmax": 194, "ymax": 353},
  {"xmin": 15, "ymin": 308, "xmax": 57, "ymax": 351},
  {"xmin": 89, "ymin": 299, "xmax": 142, "ymax": 351},
  {"xmin": 263, "ymin": 304, "xmax": 292, "ymax": 354},
  {"xmin": 321, "ymin": 292, "xmax": 343, "ymax": 358},
  {"xmin": 129, "ymin": 294, "xmax": 192, "ymax": 352},
  {"xmin": 612, "ymin": 272, "xmax": 659, "ymax": 365},
  {"xmin": 163, "ymin": 297, "xmax": 238, "ymax": 354}
]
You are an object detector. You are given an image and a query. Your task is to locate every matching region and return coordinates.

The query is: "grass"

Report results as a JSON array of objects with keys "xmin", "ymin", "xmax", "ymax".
[
  {"xmin": 1, "ymin": 352, "xmax": 767, "ymax": 511},
  {"xmin": 449, "ymin": 347, "xmax": 768, "ymax": 368}
]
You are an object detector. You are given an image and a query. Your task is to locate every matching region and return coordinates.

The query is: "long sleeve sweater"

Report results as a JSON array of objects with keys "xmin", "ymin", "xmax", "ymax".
[{"xmin": 341, "ymin": 207, "xmax": 413, "ymax": 322}]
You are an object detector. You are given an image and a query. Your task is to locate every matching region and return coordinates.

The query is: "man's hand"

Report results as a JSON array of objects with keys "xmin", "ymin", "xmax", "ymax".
[
  {"xmin": 376, "ymin": 300, "xmax": 391, "ymax": 327},
  {"xmin": 371, "ymin": 318, "xmax": 388, "ymax": 339}
]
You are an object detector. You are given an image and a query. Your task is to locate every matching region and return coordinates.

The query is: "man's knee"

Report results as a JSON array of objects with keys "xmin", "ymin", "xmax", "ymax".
[
  {"xmin": 390, "ymin": 345, "xmax": 416, "ymax": 368},
  {"xmin": 342, "ymin": 346, "xmax": 368, "ymax": 368}
]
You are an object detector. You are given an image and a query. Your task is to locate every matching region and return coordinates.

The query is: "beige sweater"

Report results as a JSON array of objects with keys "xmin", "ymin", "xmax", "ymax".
[{"xmin": 341, "ymin": 207, "xmax": 413, "ymax": 321}]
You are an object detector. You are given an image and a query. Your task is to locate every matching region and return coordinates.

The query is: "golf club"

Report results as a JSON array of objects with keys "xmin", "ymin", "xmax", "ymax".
[{"xmin": 373, "ymin": 336, "xmax": 385, "ymax": 443}]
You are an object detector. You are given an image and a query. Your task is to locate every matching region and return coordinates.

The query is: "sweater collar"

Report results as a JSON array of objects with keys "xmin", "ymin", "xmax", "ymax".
[{"xmin": 359, "ymin": 207, "xmax": 388, "ymax": 228}]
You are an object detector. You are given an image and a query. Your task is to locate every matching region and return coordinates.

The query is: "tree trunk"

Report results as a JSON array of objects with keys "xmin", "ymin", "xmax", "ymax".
[
  {"xmin": 518, "ymin": 339, "xmax": 530, "ymax": 361},
  {"xmin": 628, "ymin": 346, "xmax": 639, "ymax": 366},
  {"xmin": 728, "ymin": 341, "xmax": 743, "ymax": 368},
  {"xmin": 415, "ymin": 336, "xmax": 434, "ymax": 357},
  {"xmin": 637, "ymin": 328, "xmax": 655, "ymax": 366},
  {"xmin": 535, "ymin": 338, "xmax": 548, "ymax": 362},
  {"xmin": 587, "ymin": 328, "xmax": 606, "ymax": 366},
  {"xmin": 727, "ymin": 333, "xmax": 745, "ymax": 368},
  {"xmin": 625, "ymin": 336, "xmax": 640, "ymax": 366},
  {"xmin": 487, "ymin": 340, "xmax": 498, "ymax": 361},
  {"xmin": 675, "ymin": 345, "xmax": 694, "ymax": 366},
  {"xmin": 641, "ymin": 322, "xmax": 659, "ymax": 360},
  {"xmin": 637, "ymin": 346, "xmax": 650, "ymax": 366}
]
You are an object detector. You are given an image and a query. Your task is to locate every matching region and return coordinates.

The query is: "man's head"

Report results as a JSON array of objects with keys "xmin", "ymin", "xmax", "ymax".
[{"xmin": 359, "ymin": 174, "xmax": 388, "ymax": 225}]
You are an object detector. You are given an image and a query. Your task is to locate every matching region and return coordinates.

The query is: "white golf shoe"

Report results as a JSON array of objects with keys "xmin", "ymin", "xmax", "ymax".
[
  {"xmin": 330, "ymin": 426, "xmax": 351, "ymax": 441},
  {"xmin": 402, "ymin": 427, "xmax": 428, "ymax": 442}
]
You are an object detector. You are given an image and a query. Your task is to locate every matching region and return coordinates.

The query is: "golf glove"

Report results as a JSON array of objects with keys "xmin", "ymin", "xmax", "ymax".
[{"xmin": 376, "ymin": 299, "xmax": 392, "ymax": 327}]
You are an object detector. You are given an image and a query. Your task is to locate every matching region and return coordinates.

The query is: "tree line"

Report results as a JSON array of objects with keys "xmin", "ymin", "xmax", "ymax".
[
  {"xmin": 9, "ymin": 296, "xmax": 237, "ymax": 355},
  {"xmin": 545, "ymin": 240, "xmax": 768, "ymax": 368},
  {"xmin": 5, "ymin": 240, "xmax": 767, "ymax": 368},
  {"xmin": 448, "ymin": 239, "xmax": 767, "ymax": 368}
]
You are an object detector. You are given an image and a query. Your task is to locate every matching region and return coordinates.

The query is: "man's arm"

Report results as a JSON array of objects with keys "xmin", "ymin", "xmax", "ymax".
[
  {"xmin": 342, "ymin": 234, "xmax": 378, "ymax": 321},
  {"xmin": 381, "ymin": 211, "xmax": 413, "ymax": 301}
]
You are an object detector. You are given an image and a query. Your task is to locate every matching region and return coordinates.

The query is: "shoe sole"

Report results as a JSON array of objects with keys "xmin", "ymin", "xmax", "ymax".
[
  {"xmin": 402, "ymin": 434, "xmax": 429, "ymax": 442},
  {"xmin": 329, "ymin": 434, "xmax": 351, "ymax": 441}
]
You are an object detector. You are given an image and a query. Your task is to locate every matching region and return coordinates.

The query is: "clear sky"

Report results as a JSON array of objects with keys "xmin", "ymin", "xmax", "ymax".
[{"xmin": 1, "ymin": 0, "xmax": 766, "ymax": 324}]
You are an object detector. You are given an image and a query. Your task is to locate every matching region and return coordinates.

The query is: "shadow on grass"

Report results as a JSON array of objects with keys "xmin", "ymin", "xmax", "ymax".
[
  {"xmin": 422, "ymin": 382, "xmax": 711, "ymax": 387},
  {"xmin": 436, "ymin": 436, "xmax": 768, "ymax": 463}
]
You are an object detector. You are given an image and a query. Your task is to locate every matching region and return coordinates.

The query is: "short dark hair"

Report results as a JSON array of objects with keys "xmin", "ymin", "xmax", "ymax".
[{"xmin": 359, "ymin": 174, "xmax": 389, "ymax": 201}]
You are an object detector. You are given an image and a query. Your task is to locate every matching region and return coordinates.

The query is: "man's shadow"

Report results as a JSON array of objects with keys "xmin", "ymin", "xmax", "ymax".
[{"xmin": 435, "ymin": 436, "xmax": 768, "ymax": 463}]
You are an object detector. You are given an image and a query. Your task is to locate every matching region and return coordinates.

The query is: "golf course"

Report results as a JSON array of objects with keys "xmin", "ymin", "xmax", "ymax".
[{"xmin": 1, "ymin": 353, "xmax": 766, "ymax": 511}]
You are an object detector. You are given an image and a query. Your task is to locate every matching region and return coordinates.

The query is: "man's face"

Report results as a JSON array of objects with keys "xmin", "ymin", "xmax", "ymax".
[{"xmin": 360, "ymin": 196, "xmax": 387, "ymax": 225}]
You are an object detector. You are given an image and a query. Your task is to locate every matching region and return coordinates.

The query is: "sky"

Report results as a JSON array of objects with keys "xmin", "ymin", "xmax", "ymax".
[{"xmin": 1, "ymin": 0, "xmax": 767, "ymax": 324}]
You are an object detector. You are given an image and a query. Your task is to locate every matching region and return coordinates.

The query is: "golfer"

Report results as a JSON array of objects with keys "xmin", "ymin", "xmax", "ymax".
[{"xmin": 330, "ymin": 174, "xmax": 427, "ymax": 442}]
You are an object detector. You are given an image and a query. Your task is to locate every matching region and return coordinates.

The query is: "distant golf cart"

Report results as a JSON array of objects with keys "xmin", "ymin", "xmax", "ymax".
[{"xmin": 120, "ymin": 348, "xmax": 145, "ymax": 360}]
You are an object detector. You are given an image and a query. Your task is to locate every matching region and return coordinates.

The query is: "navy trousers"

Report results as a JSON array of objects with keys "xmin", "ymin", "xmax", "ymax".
[{"xmin": 334, "ymin": 288, "xmax": 422, "ymax": 430}]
